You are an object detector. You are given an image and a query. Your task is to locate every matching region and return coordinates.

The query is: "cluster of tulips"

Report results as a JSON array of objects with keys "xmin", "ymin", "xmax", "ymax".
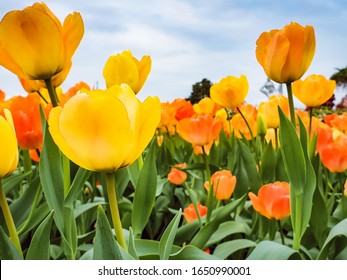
[{"xmin": 0, "ymin": 2, "xmax": 347, "ymax": 260}]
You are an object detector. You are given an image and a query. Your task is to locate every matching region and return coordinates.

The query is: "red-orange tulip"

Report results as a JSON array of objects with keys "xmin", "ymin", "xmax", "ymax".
[
  {"xmin": 9, "ymin": 93, "xmax": 42, "ymax": 150},
  {"xmin": 168, "ymin": 163, "xmax": 187, "ymax": 185},
  {"xmin": 184, "ymin": 203, "xmax": 207, "ymax": 223},
  {"xmin": 249, "ymin": 181, "xmax": 290, "ymax": 220}
]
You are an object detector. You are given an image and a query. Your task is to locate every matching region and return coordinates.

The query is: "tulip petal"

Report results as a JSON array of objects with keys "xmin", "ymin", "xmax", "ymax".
[
  {"xmin": 0, "ymin": 8, "xmax": 65, "ymax": 80},
  {"xmin": 62, "ymin": 12, "xmax": 84, "ymax": 60}
]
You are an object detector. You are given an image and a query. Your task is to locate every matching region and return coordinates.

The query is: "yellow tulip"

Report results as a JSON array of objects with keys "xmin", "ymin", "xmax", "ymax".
[
  {"xmin": 0, "ymin": 109, "xmax": 18, "ymax": 179},
  {"xmin": 256, "ymin": 22, "xmax": 315, "ymax": 83},
  {"xmin": 210, "ymin": 75, "xmax": 249, "ymax": 109},
  {"xmin": 103, "ymin": 50, "xmax": 152, "ymax": 94},
  {"xmin": 0, "ymin": 2, "xmax": 84, "ymax": 85},
  {"xmin": 48, "ymin": 84, "xmax": 161, "ymax": 172},
  {"xmin": 292, "ymin": 74, "xmax": 336, "ymax": 107},
  {"xmin": 258, "ymin": 95, "xmax": 290, "ymax": 129}
]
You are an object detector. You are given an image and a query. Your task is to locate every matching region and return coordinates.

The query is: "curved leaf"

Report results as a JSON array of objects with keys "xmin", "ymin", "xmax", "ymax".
[
  {"xmin": 214, "ymin": 239, "xmax": 257, "ymax": 259},
  {"xmin": 247, "ymin": 240, "xmax": 301, "ymax": 260},
  {"xmin": 26, "ymin": 211, "xmax": 54, "ymax": 260}
]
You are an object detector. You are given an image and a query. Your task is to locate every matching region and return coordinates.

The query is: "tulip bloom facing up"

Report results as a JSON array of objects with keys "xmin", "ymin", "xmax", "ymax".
[
  {"xmin": 0, "ymin": 2, "xmax": 84, "ymax": 85},
  {"xmin": 184, "ymin": 203, "xmax": 207, "ymax": 223},
  {"xmin": 103, "ymin": 50, "xmax": 151, "ymax": 94},
  {"xmin": 210, "ymin": 75, "xmax": 249, "ymax": 110},
  {"xmin": 205, "ymin": 170, "xmax": 236, "ymax": 200},
  {"xmin": 168, "ymin": 163, "xmax": 187, "ymax": 185},
  {"xmin": 248, "ymin": 181, "xmax": 290, "ymax": 220},
  {"xmin": 48, "ymin": 84, "xmax": 160, "ymax": 172},
  {"xmin": 292, "ymin": 74, "xmax": 336, "ymax": 108},
  {"xmin": 256, "ymin": 22, "xmax": 315, "ymax": 84}
]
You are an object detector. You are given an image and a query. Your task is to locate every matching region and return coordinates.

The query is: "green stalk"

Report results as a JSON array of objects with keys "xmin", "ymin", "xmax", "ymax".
[
  {"xmin": 277, "ymin": 219, "xmax": 285, "ymax": 245},
  {"xmin": 202, "ymin": 146, "xmax": 213, "ymax": 223},
  {"xmin": 44, "ymin": 78, "xmax": 60, "ymax": 107},
  {"xmin": 105, "ymin": 172, "xmax": 127, "ymax": 251},
  {"xmin": 62, "ymin": 155, "xmax": 70, "ymax": 197},
  {"xmin": 292, "ymin": 196, "xmax": 303, "ymax": 251},
  {"xmin": 0, "ymin": 181, "xmax": 22, "ymax": 255},
  {"xmin": 285, "ymin": 82, "xmax": 296, "ymax": 126},
  {"xmin": 236, "ymin": 106, "xmax": 254, "ymax": 140},
  {"xmin": 22, "ymin": 149, "xmax": 32, "ymax": 182}
]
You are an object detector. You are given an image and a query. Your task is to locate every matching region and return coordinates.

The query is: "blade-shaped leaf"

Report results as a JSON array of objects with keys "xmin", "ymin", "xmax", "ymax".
[
  {"xmin": 247, "ymin": 240, "xmax": 301, "ymax": 260},
  {"xmin": 26, "ymin": 211, "xmax": 54, "ymax": 260},
  {"xmin": 93, "ymin": 205, "xmax": 123, "ymax": 260},
  {"xmin": 0, "ymin": 226, "xmax": 22, "ymax": 260},
  {"xmin": 132, "ymin": 141, "xmax": 158, "ymax": 237},
  {"xmin": 159, "ymin": 209, "xmax": 182, "ymax": 260}
]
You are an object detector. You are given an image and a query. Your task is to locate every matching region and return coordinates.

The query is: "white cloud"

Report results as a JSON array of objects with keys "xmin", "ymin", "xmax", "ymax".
[{"xmin": 0, "ymin": 0, "xmax": 346, "ymax": 108}]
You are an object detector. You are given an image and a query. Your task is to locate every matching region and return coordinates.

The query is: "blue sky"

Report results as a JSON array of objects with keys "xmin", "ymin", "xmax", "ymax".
[{"xmin": 1, "ymin": 0, "xmax": 347, "ymax": 106}]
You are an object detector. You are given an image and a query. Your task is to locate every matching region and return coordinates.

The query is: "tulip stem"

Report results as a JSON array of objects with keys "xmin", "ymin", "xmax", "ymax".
[
  {"xmin": 44, "ymin": 78, "xmax": 60, "ymax": 107},
  {"xmin": 277, "ymin": 220, "xmax": 285, "ymax": 245},
  {"xmin": 105, "ymin": 172, "xmax": 128, "ymax": 251},
  {"xmin": 285, "ymin": 82, "xmax": 296, "ymax": 126},
  {"xmin": 236, "ymin": 106, "xmax": 254, "ymax": 140},
  {"xmin": 202, "ymin": 146, "xmax": 213, "ymax": 223},
  {"xmin": 0, "ymin": 181, "xmax": 22, "ymax": 256}
]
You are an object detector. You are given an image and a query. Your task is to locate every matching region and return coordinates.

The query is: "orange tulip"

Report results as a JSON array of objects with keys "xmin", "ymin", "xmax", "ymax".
[
  {"xmin": 174, "ymin": 99, "xmax": 195, "ymax": 121},
  {"xmin": 230, "ymin": 104, "xmax": 258, "ymax": 140},
  {"xmin": 210, "ymin": 75, "xmax": 249, "ymax": 109},
  {"xmin": 9, "ymin": 93, "xmax": 42, "ymax": 150},
  {"xmin": 258, "ymin": 95, "xmax": 290, "ymax": 129},
  {"xmin": 177, "ymin": 114, "xmax": 222, "ymax": 147},
  {"xmin": 256, "ymin": 22, "xmax": 315, "ymax": 83},
  {"xmin": 0, "ymin": 2, "xmax": 84, "ymax": 86},
  {"xmin": 158, "ymin": 101, "xmax": 177, "ymax": 135},
  {"xmin": 292, "ymin": 74, "xmax": 336, "ymax": 107},
  {"xmin": 249, "ymin": 181, "xmax": 290, "ymax": 220},
  {"xmin": 168, "ymin": 163, "xmax": 187, "ymax": 185},
  {"xmin": 320, "ymin": 135, "xmax": 347, "ymax": 173},
  {"xmin": 329, "ymin": 112, "xmax": 347, "ymax": 134},
  {"xmin": 184, "ymin": 203, "xmax": 207, "ymax": 223},
  {"xmin": 205, "ymin": 170, "xmax": 236, "ymax": 200}
]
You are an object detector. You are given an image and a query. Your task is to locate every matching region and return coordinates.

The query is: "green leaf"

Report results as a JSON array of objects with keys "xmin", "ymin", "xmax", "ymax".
[
  {"xmin": 279, "ymin": 109, "xmax": 316, "ymax": 249},
  {"xmin": 65, "ymin": 167, "xmax": 92, "ymax": 207},
  {"xmin": 2, "ymin": 171, "xmax": 31, "ymax": 195},
  {"xmin": 317, "ymin": 218, "xmax": 347, "ymax": 260},
  {"xmin": 26, "ymin": 211, "xmax": 54, "ymax": 260},
  {"xmin": 279, "ymin": 109, "xmax": 306, "ymax": 191},
  {"xmin": 0, "ymin": 226, "xmax": 22, "ymax": 260},
  {"xmin": 190, "ymin": 195, "xmax": 246, "ymax": 249},
  {"xmin": 247, "ymin": 240, "xmax": 301, "ymax": 260},
  {"xmin": 233, "ymin": 139, "xmax": 261, "ymax": 197},
  {"xmin": 39, "ymin": 124, "xmax": 64, "ymax": 232},
  {"xmin": 132, "ymin": 141, "xmax": 158, "ymax": 237},
  {"xmin": 260, "ymin": 141, "xmax": 276, "ymax": 183},
  {"xmin": 10, "ymin": 176, "xmax": 40, "ymax": 227},
  {"xmin": 74, "ymin": 201, "xmax": 107, "ymax": 218},
  {"xmin": 170, "ymin": 245, "xmax": 221, "ymax": 260},
  {"xmin": 128, "ymin": 227, "xmax": 139, "ymax": 260},
  {"xmin": 213, "ymin": 239, "xmax": 257, "ymax": 259},
  {"xmin": 206, "ymin": 220, "xmax": 250, "ymax": 247},
  {"xmin": 93, "ymin": 205, "xmax": 123, "ymax": 260},
  {"xmin": 159, "ymin": 209, "xmax": 182, "ymax": 260}
]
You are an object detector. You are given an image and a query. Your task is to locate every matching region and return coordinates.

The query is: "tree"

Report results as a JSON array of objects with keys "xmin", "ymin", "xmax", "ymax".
[
  {"xmin": 330, "ymin": 67, "xmax": 347, "ymax": 87},
  {"xmin": 187, "ymin": 78, "xmax": 212, "ymax": 104}
]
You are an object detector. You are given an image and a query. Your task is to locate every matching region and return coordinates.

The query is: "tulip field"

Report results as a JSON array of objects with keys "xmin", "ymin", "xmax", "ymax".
[{"xmin": 1, "ymin": 3, "xmax": 347, "ymax": 261}]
